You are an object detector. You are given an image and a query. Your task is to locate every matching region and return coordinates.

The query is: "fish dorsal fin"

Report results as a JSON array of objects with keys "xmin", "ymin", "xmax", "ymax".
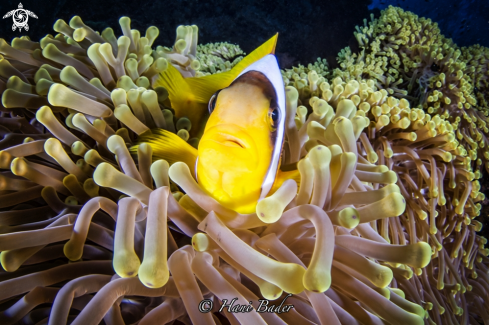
[
  {"xmin": 184, "ymin": 33, "xmax": 279, "ymax": 101},
  {"xmin": 153, "ymin": 34, "xmax": 278, "ymax": 137},
  {"xmin": 130, "ymin": 129, "xmax": 198, "ymax": 177},
  {"xmin": 154, "ymin": 33, "xmax": 279, "ymax": 107},
  {"xmin": 154, "ymin": 63, "xmax": 196, "ymax": 107},
  {"xmin": 153, "ymin": 63, "xmax": 208, "ymax": 137}
]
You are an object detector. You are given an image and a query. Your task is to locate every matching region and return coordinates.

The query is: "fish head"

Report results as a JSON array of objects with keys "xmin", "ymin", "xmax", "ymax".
[{"xmin": 196, "ymin": 55, "xmax": 285, "ymax": 213}]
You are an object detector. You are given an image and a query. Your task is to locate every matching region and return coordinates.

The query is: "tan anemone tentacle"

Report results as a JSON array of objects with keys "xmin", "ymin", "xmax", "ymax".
[
  {"xmin": 64, "ymin": 197, "xmax": 118, "ymax": 261},
  {"xmin": 112, "ymin": 197, "xmax": 142, "ymax": 278},
  {"xmin": 191, "ymin": 252, "xmax": 268, "ymax": 325},
  {"xmin": 199, "ymin": 211, "xmax": 306, "ymax": 294},
  {"xmin": 138, "ymin": 187, "xmax": 170, "ymax": 288},
  {"xmin": 167, "ymin": 246, "xmax": 214, "ymax": 325}
]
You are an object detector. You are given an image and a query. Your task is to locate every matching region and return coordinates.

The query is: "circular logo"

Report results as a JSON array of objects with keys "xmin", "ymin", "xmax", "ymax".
[
  {"xmin": 3, "ymin": 3, "xmax": 37, "ymax": 32},
  {"xmin": 13, "ymin": 10, "xmax": 28, "ymax": 28}
]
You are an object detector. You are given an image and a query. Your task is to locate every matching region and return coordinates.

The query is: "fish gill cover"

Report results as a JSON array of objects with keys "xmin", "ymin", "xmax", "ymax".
[{"xmin": 0, "ymin": 2, "xmax": 488, "ymax": 325}]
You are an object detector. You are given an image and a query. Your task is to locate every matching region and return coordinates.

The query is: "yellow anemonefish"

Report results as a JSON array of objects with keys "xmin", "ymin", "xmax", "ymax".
[{"xmin": 132, "ymin": 34, "xmax": 299, "ymax": 214}]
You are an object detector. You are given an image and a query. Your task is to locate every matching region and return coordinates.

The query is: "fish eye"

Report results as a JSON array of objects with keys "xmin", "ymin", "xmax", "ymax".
[
  {"xmin": 208, "ymin": 90, "xmax": 221, "ymax": 114},
  {"xmin": 268, "ymin": 107, "xmax": 280, "ymax": 130}
]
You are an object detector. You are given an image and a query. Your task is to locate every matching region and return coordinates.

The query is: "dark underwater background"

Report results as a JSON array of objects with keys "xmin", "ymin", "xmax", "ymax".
[
  {"xmin": 1, "ymin": 0, "xmax": 489, "ymax": 238},
  {"xmin": 0, "ymin": 0, "xmax": 488, "ymax": 69}
]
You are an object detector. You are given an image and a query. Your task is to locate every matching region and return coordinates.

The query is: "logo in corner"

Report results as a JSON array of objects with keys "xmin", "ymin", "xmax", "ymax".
[{"xmin": 3, "ymin": 3, "xmax": 37, "ymax": 32}]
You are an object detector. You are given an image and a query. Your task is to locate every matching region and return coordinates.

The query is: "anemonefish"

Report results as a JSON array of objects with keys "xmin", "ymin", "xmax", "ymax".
[{"xmin": 132, "ymin": 34, "xmax": 299, "ymax": 214}]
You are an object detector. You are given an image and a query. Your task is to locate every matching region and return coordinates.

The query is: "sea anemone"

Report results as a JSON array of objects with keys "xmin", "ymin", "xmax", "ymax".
[
  {"xmin": 281, "ymin": 58, "xmax": 330, "ymax": 105},
  {"xmin": 281, "ymin": 63, "xmax": 489, "ymax": 323},
  {"xmin": 196, "ymin": 41, "xmax": 246, "ymax": 76},
  {"xmin": 463, "ymin": 44, "xmax": 489, "ymax": 115},
  {"xmin": 331, "ymin": 6, "xmax": 489, "ymax": 177},
  {"xmin": 0, "ymin": 10, "xmax": 487, "ymax": 325}
]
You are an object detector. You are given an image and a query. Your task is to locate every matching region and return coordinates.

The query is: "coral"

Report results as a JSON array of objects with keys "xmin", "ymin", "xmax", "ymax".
[{"xmin": 0, "ymin": 9, "xmax": 488, "ymax": 325}]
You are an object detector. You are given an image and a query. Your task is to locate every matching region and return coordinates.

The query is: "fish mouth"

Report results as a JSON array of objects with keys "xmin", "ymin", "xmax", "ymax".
[
  {"xmin": 201, "ymin": 124, "xmax": 254, "ymax": 151},
  {"xmin": 198, "ymin": 124, "xmax": 260, "ymax": 172},
  {"xmin": 216, "ymin": 133, "xmax": 246, "ymax": 148}
]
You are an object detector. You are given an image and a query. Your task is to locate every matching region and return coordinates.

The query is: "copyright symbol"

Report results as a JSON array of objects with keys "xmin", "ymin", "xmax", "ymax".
[{"xmin": 198, "ymin": 299, "xmax": 213, "ymax": 313}]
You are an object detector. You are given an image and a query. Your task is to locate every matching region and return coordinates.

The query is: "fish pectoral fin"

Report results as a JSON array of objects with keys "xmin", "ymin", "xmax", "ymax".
[
  {"xmin": 130, "ymin": 128, "xmax": 198, "ymax": 178},
  {"xmin": 269, "ymin": 168, "xmax": 301, "ymax": 195}
]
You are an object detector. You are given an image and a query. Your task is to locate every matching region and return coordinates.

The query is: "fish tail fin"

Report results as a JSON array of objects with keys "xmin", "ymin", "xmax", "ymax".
[{"xmin": 130, "ymin": 129, "xmax": 198, "ymax": 177}]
